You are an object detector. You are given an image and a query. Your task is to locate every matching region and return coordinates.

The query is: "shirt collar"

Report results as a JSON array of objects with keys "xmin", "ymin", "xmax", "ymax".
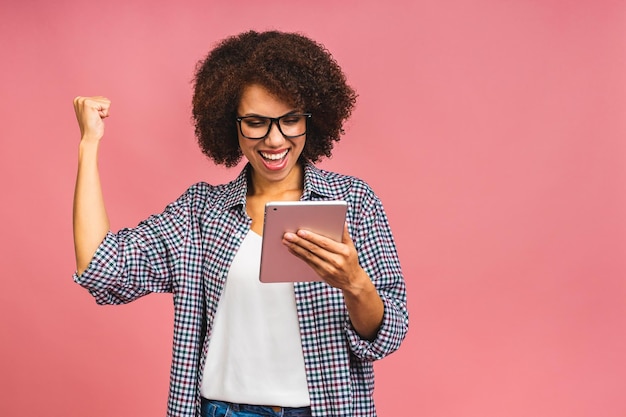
[
  {"xmin": 222, "ymin": 165, "xmax": 250, "ymax": 210},
  {"xmin": 302, "ymin": 161, "xmax": 342, "ymax": 200}
]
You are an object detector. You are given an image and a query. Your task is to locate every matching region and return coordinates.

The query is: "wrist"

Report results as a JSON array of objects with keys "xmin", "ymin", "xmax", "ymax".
[
  {"xmin": 342, "ymin": 268, "xmax": 375, "ymax": 300},
  {"xmin": 78, "ymin": 138, "xmax": 100, "ymax": 157}
]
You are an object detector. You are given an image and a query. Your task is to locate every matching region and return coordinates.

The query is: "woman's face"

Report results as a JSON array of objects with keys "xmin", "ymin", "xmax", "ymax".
[{"xmin": 237, "ymin": 84, "xmax": 306, "ymax": 189}]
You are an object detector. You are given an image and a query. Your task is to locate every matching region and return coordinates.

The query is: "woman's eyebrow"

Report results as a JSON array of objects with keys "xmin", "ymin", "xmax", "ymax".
[{"xmin": 240, "ymin": 110, "xmax": 300, "ymax": 118}]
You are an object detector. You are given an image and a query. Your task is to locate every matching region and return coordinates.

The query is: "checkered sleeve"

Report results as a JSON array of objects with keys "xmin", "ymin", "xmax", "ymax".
[
  {"xmin": 73, "ymin": 188, "xmax": 192, "ymax": 305},
  {"xmin": 345, "ymin": 185, "xmax": 409, "ymax": 361}
]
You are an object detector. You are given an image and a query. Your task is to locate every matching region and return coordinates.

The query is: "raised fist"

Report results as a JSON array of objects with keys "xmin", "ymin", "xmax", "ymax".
[{"xmin": 73, "ymin": 96, "xmax": 111, "ymax": 142}]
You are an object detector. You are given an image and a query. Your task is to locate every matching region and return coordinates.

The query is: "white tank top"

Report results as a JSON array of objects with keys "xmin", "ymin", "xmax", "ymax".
[{"xmin": 200, "ymin": 231, "xmax": 311, "ymax": 407}]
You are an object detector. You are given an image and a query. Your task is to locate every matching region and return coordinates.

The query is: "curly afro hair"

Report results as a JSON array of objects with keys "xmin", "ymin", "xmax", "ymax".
[{"xmin": 192, "ymin": 30, "xmax": 357, "ymax": 167}]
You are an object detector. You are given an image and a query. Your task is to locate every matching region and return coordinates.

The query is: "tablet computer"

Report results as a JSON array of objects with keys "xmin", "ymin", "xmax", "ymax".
[{"xmin": 259, "ymin": 200, "xmax": 348, "ymax": 283}]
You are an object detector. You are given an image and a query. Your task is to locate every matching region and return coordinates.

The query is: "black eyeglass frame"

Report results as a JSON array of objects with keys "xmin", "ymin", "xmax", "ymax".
[{"xmin": 236, "ymin": 113, "xmax": 312, "ymax": 140}]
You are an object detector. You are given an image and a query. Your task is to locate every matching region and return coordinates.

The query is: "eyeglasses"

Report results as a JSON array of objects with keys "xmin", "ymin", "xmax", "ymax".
[{"xmin": 236, "ymin": 113, "xmax": 312, "ymax": 140}]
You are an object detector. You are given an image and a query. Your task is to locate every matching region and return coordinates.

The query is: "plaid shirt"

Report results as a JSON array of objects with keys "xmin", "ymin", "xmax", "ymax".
[{"xmin": 74, "ymin": 162, "xmax": 408, "ymax": 417}]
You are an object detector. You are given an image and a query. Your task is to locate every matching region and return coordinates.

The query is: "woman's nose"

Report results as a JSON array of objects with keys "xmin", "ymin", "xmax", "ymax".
[{"xmin": 264, "ymin": 121, "xmax": 286, "ymax": 146}]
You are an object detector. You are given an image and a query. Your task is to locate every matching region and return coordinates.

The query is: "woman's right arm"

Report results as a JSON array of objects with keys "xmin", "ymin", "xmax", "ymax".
[{"xmin": 73, "ymin": 96, "xmax": 111, "ymax": 275}]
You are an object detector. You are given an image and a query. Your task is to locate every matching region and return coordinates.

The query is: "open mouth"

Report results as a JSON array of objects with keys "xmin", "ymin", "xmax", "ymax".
[{"xmin": 260, "ymin": 149, "xmax": 289, "ymax": 161}]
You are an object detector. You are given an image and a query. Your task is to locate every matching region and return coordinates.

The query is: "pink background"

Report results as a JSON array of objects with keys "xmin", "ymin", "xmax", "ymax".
[{"xmin": 1, "ymin": 1, "xmax": 625, "ymax": 416}]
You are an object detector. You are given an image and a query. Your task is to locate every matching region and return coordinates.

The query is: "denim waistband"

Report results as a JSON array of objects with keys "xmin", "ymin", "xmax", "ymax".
[{"xmin": 201, "ymin": 398, "xmax": 311, "ymax": 417}]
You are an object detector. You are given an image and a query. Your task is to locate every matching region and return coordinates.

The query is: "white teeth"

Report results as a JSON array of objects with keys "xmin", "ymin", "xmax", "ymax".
[{"xmin": 260, "ymin": 150, "xmax": 288, "ymax": 160}]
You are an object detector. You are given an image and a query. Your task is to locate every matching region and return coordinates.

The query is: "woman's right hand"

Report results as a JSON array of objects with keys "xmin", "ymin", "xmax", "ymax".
[{"xmin": 73, "ymin": 96, "xmax": 111, "ymax": 142}]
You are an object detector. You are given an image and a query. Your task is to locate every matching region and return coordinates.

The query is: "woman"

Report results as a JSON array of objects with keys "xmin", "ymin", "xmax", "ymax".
[{"xmin": 73, "ymin": 30, "xmax": 408, "ymax": 417}]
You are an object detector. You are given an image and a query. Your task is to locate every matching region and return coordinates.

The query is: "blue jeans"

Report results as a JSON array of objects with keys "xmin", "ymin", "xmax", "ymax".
[{"xmin": 201, "ymin": 398, "xmax": 312, "ymax": 417}]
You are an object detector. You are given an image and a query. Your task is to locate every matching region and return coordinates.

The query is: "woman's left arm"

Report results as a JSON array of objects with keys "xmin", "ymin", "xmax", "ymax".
[{"xmin": 283, "ymin": 224, "xmax": 384, "ymax": 340}]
